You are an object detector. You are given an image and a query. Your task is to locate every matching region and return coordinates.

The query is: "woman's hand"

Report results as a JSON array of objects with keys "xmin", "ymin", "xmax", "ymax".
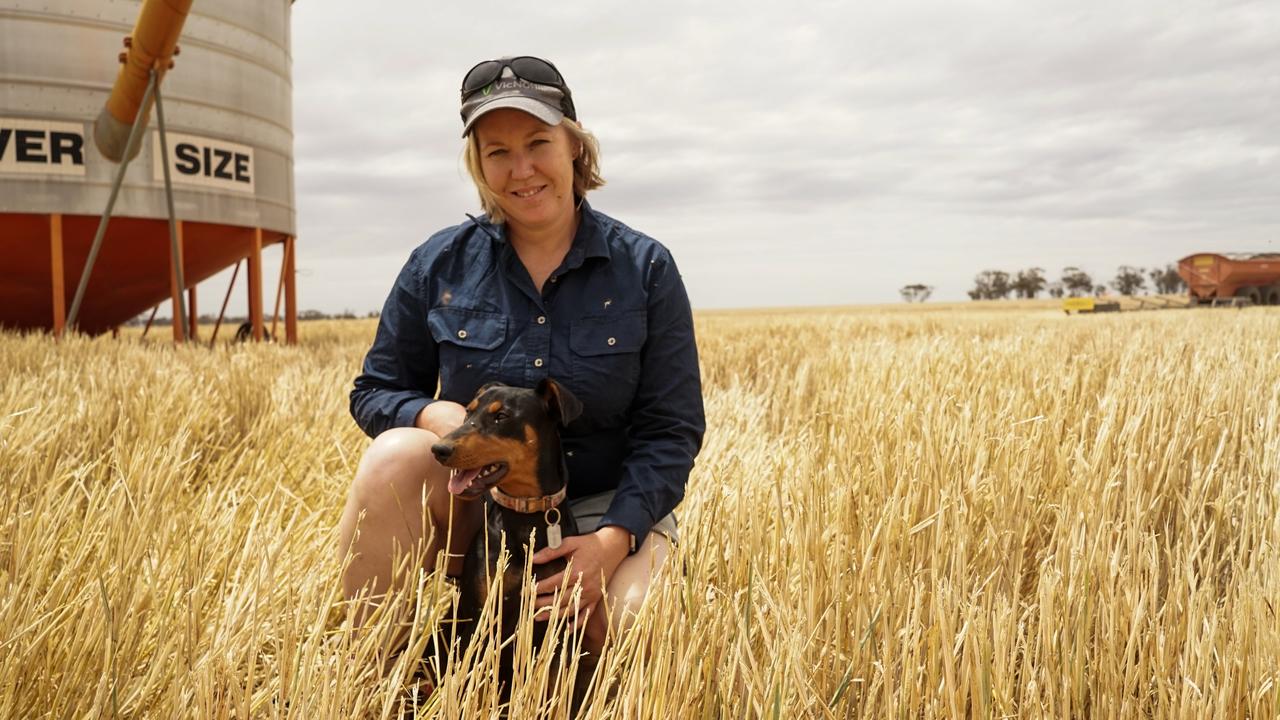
[
  {"xmin": 532, "ymin": 525, "xmax": 631, "ymax": 623},
  {"xmin": 415, "ymin": 401, "xmax": 467, "ymax": 438}
]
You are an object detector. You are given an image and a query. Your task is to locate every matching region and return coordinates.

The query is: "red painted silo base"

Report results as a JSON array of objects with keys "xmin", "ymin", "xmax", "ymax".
[{"xmin": 2, "ymin": 213, "xmax": 290, "ymax": 337}]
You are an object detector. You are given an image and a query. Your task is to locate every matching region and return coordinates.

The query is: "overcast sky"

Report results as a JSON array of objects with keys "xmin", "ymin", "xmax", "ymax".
[{"xmin": 212, "ymin": 0, "xmax": 1279, "ymax": 314}]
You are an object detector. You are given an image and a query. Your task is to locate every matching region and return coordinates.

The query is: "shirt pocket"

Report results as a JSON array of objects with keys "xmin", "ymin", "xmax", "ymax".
[
  {"xmin": 569, "ymin": 310, "xmax": 647, "ymax": 418},
  {"xmin": 428, "ymin": 307, "xmax": 507, "ymax": 401}
]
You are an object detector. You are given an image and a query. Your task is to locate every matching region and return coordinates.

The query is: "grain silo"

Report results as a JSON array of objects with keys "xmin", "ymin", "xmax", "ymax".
[{"xmin": 0, "ymin": 0, "xmax": 298, "ymax": 341}]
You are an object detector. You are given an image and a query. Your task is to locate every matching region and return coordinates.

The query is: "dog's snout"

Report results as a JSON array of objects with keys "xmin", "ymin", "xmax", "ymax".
[{"xmin": 431, "ymin": 442, "xmax": 453, "ymax": 463}]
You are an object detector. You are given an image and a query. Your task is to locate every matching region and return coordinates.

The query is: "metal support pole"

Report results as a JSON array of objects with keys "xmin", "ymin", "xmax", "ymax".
[
  {"xmin": 67, "ymin": 68, "xmax": 159, "ymax": 332},
  {"xmin": 284, "ymin": 235, "xmax": 297, "ymax": 345},
  {"xmin": 248, "ymin": 228, "xmax": 264, "ymax": 341},
  {"xmin": 271, "ymin": 239, "xmax": 288, "ymax": 340},
  {"xmin": 50, "ymin": 214, "xmax": 66, "ymax": 338},
  {"xmin": 210, "ymin": 260, "xmax": 241, "ymax": 348},
  {"xmin": 141, "ymin": 304, "xmax": 159, "ymax": 338},
  {"xmin": 168, "ymin": 219, "xmax": 187, "ymax": 341},
  {"xmin": 154, "ymin": 79, "xmax": 189, "ymax": 341},
  {"xmin": 187, "ymin": 285, "xmax": 198, "ymax": 341}
]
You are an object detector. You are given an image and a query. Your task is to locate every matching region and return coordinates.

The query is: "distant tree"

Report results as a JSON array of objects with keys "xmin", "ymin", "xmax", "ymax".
[
  {"xmin": 1061, "ymin": 267, "xmax": 1094, "ymax": 297},
  {"xmin": 1148, "ymin": 264, "xmax": 1186, "ymax": 294},
  {"xmin": 899, "ymin": 284, "xmax": 934, "ymax": 303},
  {"xmin": 299, "ymin": 309, "xmax": 326, "ymax": 320},
  {"xmin": 1093, "ymin": 284, "xmax": 1107, "ymax": 297},
  {"xmin": 1012, "ymin": 267, "xmax": 1047, "ymax": 299},
  {"xmin": 967, "ymin": 274, "xmax": 987, "ymax": 300},
  {"xmin": 1047, "ymin": 282, "xmax": 1065, "ymax": 299},
  {"xmin": 968, "ymin": 270, "xmax": 1012, "ymax": 300},
  {"xmin": 992, "ymin": 272, "xmax": 1012, "ymax": 299},
  {"xmin": 1112, "ymin": 265, "xmax": 1146, "ymax": 296}
]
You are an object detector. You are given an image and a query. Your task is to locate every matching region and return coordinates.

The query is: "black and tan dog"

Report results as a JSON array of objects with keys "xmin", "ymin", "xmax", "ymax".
[{"xmin": 429, "ymin": 377, "xmax": 591, "ymax": 702}]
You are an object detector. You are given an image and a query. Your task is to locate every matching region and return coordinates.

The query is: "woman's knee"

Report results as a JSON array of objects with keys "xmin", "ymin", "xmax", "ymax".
[
  {"xmin": 586, "ymin": 533, "xmax": 673, "ymax": 647},
  {"xmin": 349, "ymin": 427, "xmax": 443, "ymax": 509}
]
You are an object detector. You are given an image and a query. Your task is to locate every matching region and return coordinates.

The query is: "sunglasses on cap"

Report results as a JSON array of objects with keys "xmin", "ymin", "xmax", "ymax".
[{"xmin": 460, "ymin": 56, "xmax": 577, "ymax": 120}]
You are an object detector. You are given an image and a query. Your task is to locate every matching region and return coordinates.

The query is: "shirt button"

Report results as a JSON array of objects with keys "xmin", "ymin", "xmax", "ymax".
[
  {"xmin": 534, "ymin": 358, "xmax": 544, "ymax": 367},
  {"xmin": 607, "ymin": 337, "xmax": 617, "ymax": 346},
  {"xmin": 549, "ymin": 276, "xmax": 558, "ymax": 283},
  {"xmin": 537, "ymin": 316, "xmax": 546, "ymax": 325},
  {"xmin": 457, "ymin": 330, "xmax": 467, "ymax": 339}
]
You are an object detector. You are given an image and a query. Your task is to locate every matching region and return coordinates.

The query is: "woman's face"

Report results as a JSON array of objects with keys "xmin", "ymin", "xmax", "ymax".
[{"xmin": 474, "ymin": 108, "xmax": 578, "ymax": 234}]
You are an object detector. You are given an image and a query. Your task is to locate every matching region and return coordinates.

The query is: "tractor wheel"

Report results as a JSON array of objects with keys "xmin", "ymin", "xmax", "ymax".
[
  {"xmin": 234, "ymin": 322, "xmax": 273, "ymax": 343},
  {"xmin": 1235, "ymin": 286, "xmax": 1260, "ymax": 305}
]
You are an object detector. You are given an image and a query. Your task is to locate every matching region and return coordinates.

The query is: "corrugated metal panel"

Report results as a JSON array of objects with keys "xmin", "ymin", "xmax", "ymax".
[{"xmin": 0, "ymin": 0, "xmax": 295, "ymax": 234}]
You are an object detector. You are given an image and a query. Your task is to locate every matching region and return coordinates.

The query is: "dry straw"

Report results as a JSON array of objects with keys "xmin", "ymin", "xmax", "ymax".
[{"xmin": 1, "ymin": 305, "xmax": 1278, "ymax": 717}]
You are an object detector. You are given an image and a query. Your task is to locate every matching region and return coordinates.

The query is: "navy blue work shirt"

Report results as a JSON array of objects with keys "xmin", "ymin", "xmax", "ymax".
[{"xmin": 350, "ymin": 201, "xmax": 705, "ymax": 545}]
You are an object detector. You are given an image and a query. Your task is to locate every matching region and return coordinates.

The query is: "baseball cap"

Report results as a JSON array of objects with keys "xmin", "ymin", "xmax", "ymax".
[{"xmin": 460, "ymin": 57, "xmax": 575, "ymax": 136}]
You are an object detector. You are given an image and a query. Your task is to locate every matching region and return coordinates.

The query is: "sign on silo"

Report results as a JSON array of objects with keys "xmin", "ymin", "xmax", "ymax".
[
  {"xmin": 0, "ymin": 119, "xmax": 88, "ymax": 176},
  {"xmin": 151, "ymin": 132, "xmax": 255, "ymax": 193}
]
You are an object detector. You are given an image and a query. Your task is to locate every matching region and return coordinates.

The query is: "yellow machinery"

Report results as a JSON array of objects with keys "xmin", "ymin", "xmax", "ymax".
[{"xmin": 1062, "ymin": 297, "xmax": 1120, "ymax": 314}]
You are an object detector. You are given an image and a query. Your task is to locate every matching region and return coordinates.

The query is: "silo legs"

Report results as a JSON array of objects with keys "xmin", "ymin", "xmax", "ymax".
[
  {"xmin": 50, "ymin": 214, "xmax": 65, "ymax": 337},
  {"xmin": 284, "ymin": 235, "xmax": 297, "ymax": 345},
  {"xmin": 187, "ymin": 287, "xmax": 198, "ymax": 341},
  {"xmin": 248, "ymin": 227, "xmax": 264, "ymax": 341},
  {"xmin": 169, "ymin": 219, "xmax": 185, "ymax": 342}
]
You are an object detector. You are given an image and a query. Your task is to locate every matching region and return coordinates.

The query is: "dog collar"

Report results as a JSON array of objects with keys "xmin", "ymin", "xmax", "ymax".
[{"xmin": 488, "ymin": 484, "xmax": 567, "ymax": 514}]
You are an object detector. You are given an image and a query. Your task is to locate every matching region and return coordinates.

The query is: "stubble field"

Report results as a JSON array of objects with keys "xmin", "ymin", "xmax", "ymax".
[{"xmin": 1, "ymin": 304, "xmax": 1278, "ymax": 718}]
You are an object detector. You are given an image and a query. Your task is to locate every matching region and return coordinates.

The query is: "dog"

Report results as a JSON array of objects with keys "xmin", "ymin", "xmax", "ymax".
[{"xmin": 429, "ymin": 377, "xmax": 594, "ymax": 707}]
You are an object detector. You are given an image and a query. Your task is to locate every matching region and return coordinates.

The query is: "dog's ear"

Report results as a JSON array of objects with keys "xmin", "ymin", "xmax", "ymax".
[{"xmin": 536, "ymin": 377, "xmax": 582, "ymax": 426}]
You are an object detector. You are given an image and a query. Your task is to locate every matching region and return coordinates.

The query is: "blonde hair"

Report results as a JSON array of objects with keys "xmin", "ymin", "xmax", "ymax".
[{"xmin": 462, "ymin": 119, "xmax": 605, "ymax": 224}]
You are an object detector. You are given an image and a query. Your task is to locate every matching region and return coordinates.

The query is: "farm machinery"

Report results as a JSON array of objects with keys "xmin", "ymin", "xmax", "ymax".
[
  {"xmin": 1178, "ymin": 253, "xmax": 1280, "ymax": 306},
  {"xmin": 1063, "ymin": 253, "xmax": 1280, "ymax": 314},
  {"xmin": 1061, "ymin": 296, "xmax": 1190, "ymax": 314}
]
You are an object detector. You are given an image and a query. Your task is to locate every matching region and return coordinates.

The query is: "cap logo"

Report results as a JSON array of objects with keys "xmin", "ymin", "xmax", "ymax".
[
  {"xmin": 482, "ymin": 84, "xmax": 493, "ymax": 96},
  {"xmin": 491, "ymin": 78, "xmax": 543, "ymax": 93}
]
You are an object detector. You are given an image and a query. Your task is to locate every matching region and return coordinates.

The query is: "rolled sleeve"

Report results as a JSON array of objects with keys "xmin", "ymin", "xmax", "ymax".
[
  {"xmin": 599, "ymin": 251, "xmax": 705, "ymax": 545},
  {"xmin": 349, "ymin": 253, "xmax": 439, "ymax": 438}
]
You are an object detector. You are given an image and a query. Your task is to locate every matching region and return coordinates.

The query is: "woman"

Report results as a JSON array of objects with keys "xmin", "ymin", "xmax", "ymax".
[{"xmin": 337, "ymin": 56, "xmax": 704, "ymax": 652}]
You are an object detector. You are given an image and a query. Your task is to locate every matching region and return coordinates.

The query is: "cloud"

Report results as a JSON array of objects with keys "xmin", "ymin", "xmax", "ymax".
[{"xmin": 275, "ymin": 0, "xmax": 1279, "ymax": 312}]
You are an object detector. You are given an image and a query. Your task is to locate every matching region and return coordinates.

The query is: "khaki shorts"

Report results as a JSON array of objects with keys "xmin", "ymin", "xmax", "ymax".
[{"xmin": 568, "ymin": 490, "xmax": 679, "ymax": 546}]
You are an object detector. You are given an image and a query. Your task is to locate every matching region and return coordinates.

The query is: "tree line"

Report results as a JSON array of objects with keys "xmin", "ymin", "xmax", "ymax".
[
  {"xmin": 898, "ymin": 265, "xmax": 1187, "ymax": 304},
  {"xmin": 963, "ymin": 264, "xmax": 1186, "ymax": 301}
]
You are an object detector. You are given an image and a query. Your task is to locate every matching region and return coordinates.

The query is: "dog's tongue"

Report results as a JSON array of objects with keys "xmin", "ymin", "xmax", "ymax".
[{"xmin": 448, "ymin": 468, "xmax": 482, "ymax": 495}]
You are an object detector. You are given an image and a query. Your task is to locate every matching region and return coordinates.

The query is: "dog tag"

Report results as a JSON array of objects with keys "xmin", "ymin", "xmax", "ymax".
[{"xmin": 547, "ymin": 522, "xmax": 563, "ymax": 550}]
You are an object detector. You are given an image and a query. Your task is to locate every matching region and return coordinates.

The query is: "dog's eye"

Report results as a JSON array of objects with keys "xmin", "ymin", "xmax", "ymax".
[{"xmin": 493, "ymin": 411, "xmax": 510, "ymax": 422}]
